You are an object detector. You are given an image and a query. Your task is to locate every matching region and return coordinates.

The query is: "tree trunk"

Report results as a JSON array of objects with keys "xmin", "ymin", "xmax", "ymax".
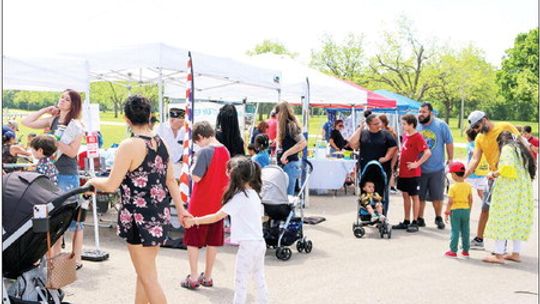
[{"xmin": 444, "ymin": 100, "xmax": 451, "ymax": 124}]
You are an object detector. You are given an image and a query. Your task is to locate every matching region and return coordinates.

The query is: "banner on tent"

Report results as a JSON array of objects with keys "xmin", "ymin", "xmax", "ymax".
[{"xmin": 169, "ymin": 102, "xmax": 245, "ymax": 131}]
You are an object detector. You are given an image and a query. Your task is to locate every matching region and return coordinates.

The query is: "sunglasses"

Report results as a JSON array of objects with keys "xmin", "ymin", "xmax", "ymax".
[
  {"xmin": 169, "ymin": 111, "xmax": 185, "ymax": 118},
  {"xmin": 470, "ymin": 119, "xmax": 484, "ymax": 130}
]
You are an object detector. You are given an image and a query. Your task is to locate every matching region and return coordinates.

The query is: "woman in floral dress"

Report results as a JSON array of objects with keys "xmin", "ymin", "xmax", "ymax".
[
  {"xmin": 483, "ymin": 131, "xmax": 536, "ymax": 264},
  {"xmin": 87, "ymin": 95, "xmax": 191, "ymax": 304}
]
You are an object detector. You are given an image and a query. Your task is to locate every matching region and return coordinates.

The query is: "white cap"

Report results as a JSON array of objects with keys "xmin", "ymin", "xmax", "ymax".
[{"xmin": 467, "ymin": 111, "xmax": 486, "ymax": 126}]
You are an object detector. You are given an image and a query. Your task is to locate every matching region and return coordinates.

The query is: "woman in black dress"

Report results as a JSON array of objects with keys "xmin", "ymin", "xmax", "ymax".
[{"xmin": 86, "ymin": 95, "xmax": 191, "ymax": 304}]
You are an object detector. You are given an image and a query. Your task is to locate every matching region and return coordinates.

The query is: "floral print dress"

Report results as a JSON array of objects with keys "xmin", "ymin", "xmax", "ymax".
[
  {"xmin": 118, "ymin": 135, "xmax": 171, "ymax": 246},
  {"xmin": 484, "ymin": 144, "xmax": 534, "ymax": 241}
]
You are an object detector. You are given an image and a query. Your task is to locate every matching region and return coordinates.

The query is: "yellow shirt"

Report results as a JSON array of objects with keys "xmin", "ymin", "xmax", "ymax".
[
  {"xmin": 475, "ymin": 122, "xmax": 519, "ymax": 171},
  {"xmin": 448, "ymin": 181, "xmax": 472, "ymax": 210}
]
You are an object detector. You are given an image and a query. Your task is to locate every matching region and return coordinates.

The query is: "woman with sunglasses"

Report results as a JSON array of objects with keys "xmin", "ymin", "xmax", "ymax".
[{"xmin": 329, "ymin": 119, "xmax": 351, "ymax": 153}]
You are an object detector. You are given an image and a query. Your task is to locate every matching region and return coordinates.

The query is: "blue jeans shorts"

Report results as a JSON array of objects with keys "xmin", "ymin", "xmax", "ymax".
[
  {"xmin": 283, "ymin": 161, "xmax": 301, "ymax": 196},
  {"xmin": 57, "ymin": 174, "xmax": 84, "ymax": 231}
]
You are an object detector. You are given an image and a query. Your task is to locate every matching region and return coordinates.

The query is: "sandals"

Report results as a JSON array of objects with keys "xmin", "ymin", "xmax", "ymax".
[
  {"xmin": 76, "ymin": 263, "xmax": 83, "ymax": 271},
  {"xmin": 181, "ymin": 275, "xmax": 200, "ymax": 290},
  {"xmin": 198, "ymin": 272, "xmax": 213, "ymax": 287}
]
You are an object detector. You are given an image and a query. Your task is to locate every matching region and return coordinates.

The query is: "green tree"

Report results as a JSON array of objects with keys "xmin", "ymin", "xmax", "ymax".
[
  {"xmin": 246, "ymin": 39, "xmax": 298, "ymax": 58},
  {"xmin": 310, "ymin": 33, "xmax": 366, "ymax": 81},
  {"xmin": 496, "ymin": 28, "xmax": 539, "ymax": 121},
  {"xmin": 427, "ymin": 44, "xmax": 498, "ymax": 126},
  {"xmin": 365, "ymin": 16, "xmax": 438, "ymax": 101}
]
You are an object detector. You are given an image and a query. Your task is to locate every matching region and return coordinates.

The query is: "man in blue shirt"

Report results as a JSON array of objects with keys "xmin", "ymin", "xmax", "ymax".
[{"xmin": 416, "ymin": 103, "xmax": 454, "ymax": 230}]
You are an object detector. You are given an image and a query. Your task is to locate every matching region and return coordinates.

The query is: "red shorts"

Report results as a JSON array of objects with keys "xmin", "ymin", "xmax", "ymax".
[{"xmin": 183, "ymin": 220, "xmax": 224, "ymax": 248}]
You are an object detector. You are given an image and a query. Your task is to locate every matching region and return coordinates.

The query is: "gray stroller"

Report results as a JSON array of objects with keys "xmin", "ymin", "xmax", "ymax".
[{"xmin": 260, "ymin": 161, "xmax": 313, "ymax": 261}]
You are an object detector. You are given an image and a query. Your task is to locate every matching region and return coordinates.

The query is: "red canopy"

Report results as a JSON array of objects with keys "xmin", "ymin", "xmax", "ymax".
[{"xmin": 344, "ymin": 80, "xmax": 397, "ymax": 109}]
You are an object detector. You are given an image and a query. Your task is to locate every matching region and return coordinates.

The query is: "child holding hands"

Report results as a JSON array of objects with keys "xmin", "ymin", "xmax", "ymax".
[{"xmin": 185, "ymin": 156, "xmax": 267, "ymax": 304}]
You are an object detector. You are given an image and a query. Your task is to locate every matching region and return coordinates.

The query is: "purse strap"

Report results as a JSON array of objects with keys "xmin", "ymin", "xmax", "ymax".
[{"xmin": 46, "ymin": 206, "xmax": 83, "ymax": 261}]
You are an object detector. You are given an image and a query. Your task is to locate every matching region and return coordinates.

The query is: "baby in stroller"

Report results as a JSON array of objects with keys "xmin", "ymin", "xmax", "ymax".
[
  {"xmin": 352, "ymin": 160, "xmax": 391, "ymax": 239},
  {"xmin": 358, "ymin": 181, "xmax": 386, "ymax": 223}
]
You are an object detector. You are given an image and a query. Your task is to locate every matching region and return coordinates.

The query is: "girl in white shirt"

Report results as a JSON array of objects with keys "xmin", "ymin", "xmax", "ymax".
[{"xmin": 185, "ymin": 156, "xmax": 267, "ymax": 304}]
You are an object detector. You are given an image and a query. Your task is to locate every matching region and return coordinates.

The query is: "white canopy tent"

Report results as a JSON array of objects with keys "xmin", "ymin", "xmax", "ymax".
[
  {"xmin": 66, "ymin": 43, "xmax": 281, "ymax": 121},
  {"xmin": 3, "ymin": 55, "xmax": 90, "ymax": 93}
]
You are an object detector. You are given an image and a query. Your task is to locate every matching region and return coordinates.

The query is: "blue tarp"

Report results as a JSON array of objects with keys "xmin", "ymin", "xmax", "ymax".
[{"xmin": 373, "ymin": 90, "xmax": 422, "ymax": 114}]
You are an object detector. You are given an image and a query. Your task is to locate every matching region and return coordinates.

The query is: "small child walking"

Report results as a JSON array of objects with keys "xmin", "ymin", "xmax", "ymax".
[
  {"xmin": 358, "ymin": 181, "xmax": 385, "ymax": 223},
  {"xmin": 252, "ymin": 134, "xmax": 270, "ymax": 168},
  {"xmin": 186, "ymin": 156, "xmax": 268, "ymax": 304},
  {"xmin": 30, "ymin": 135, "xmax": 59, "ymax": 185},
  {"xmin": 444, "ymin": 161, "xmax": 473, "ymax": 258}
]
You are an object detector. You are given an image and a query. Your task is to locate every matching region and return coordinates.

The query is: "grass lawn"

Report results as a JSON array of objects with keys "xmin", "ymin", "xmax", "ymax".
[{"xmin": 4, "ymin": 110, "xmax": 538, "ymax": 161}]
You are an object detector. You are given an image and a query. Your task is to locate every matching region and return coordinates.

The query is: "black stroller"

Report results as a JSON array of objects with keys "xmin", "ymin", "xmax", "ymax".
[
  {"xmin": 352, "ymin": 160, "xmax": 392, "ymax": 239},
  {"xmin": 261, "ymin": 160, "xmax": 313, "ymax": 261},
  {"xmin": 2, "ymin": 172, "xmax": 93, "ymax": 304}
]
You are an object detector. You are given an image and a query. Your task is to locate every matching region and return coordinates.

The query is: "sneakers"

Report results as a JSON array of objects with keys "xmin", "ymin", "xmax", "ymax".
[
  {"xmin": 435, "ymin": 216, "xmax": 445, "ymax": 230},
  {"xmin": 390, "ymin": 187, "xmax": 398, "ymax": 194},
  {"xmin": 181, "ymin": 275, "xmax": 200, "ymax": 290},
  {"xmin": 379, "ymin": 215, "xmax": 386, "ymax": 223},
  {"xmin": 470, "ymin": 237, "xmax": 485, "ymax": 250},
  {"xmin": 197, "ymin": 272, "xmax": 213, "ymax": 287},
  {"xmin": 461, "ymin": 251, "xmax": 470, "ymax": 257},
  {"xmin": 417, "ymin": 217, "xmax": 426, "ymax": 227},
  {"xmin": 444, "ymin": 251, "xmax": 457, "ymax": 258},
  {"xmin": 406, "ymin": 222, "xmax": 419, "ymax": 233},
  {"xmin": 370, "ymin": 215, "xmax": 379, "ymax": 223},
  {"xmin": 392, "ymin": 221, "xmax": 410, "ymax": 229}
]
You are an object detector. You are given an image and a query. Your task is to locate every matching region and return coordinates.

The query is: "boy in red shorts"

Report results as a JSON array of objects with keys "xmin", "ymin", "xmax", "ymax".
[
  {"xmin": 393, "ymin": 114, "xmax": 432, "ymax": 233},
  {"xmin": 182, "ymin": 121, "xmax": 231, "ymax": 289}
]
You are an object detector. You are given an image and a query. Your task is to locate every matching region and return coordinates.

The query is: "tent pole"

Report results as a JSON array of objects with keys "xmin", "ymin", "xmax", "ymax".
[
  {"xmin": 301, "ymin": 77, "xmax": 310, "ymax": 208},
  {"xmin": 81, "ymin": 60, "xmax": 109, "ymax": 262},
  {"xmin": 158, "ymin": 68, "xmax": 164, "ymax": 123}
]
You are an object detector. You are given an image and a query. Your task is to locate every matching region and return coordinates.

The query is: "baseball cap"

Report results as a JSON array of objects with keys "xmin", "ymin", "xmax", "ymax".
[
  {"xmin": 467, "ymin": 111, "xmax": 485, "ymax": 126},
  {"xmin": 8, "ymin": 120, "xmax": 19, "ymax": 131},
  {"xmin": 448, "ymin": 161, "xmax": 466, "ymax": 173}
]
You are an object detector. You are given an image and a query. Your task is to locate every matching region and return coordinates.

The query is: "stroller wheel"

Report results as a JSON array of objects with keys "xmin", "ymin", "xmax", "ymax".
[
  {"xmin": 353, "ymin": 227, "xmax": 365, "ymax": 238},
  {"xmin": 276, "ymin": 247, "xmax": 292, "ymax": 261},
  {"xmin": 387, "ymin": 226, "xmax": 392, "ymax": 239},
  {"xmin": 296, "ymin": 241, "xmax": 304, "ymax": 253},
  {"xmin": 304, "ymin": 240, "xmax": 313, "ymax": 253}
]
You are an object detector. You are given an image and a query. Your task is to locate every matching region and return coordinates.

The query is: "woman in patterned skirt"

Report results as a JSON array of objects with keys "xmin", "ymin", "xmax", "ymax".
[
  {"xmin": 483, "ymin": 131, "xmax": 536, "ymax": 264},
  {"xmin": 86, "ymin": 95, "xmax": 191, "ymax": 303}
]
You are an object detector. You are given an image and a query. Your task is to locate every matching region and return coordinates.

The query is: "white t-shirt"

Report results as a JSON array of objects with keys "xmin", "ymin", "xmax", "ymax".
[
  {"xmin": 222, "ymin": 189, "xmax": 264, "ymax": 243},
  {"xmin": 156, "ymin": 122, "xmax": 185, "ymax": 163}
]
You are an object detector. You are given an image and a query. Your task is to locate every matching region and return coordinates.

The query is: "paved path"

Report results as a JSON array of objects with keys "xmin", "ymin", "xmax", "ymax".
[{"xmin": 65, "ymin": 182, "xmax": 538, "ymax": 304}]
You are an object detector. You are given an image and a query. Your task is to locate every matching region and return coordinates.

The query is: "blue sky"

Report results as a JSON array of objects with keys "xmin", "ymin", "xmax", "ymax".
[{"xmin": 3, "ymin": 0, "xmax": 538, "ymax": 67}]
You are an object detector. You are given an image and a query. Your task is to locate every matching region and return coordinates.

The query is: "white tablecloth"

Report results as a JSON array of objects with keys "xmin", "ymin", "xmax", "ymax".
[{"xmin": 308, "ymin": 158, "xmax": 356, "ymax": 190}]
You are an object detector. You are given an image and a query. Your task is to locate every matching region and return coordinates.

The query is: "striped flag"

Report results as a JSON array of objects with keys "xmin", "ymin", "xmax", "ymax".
[{"xmin": 179, "ymin": 52, "xmax": 194, "ymax": 205}]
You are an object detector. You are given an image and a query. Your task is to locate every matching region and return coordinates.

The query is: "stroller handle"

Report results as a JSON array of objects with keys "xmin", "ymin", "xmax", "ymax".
[
  {"xmin": 303, "ymin": 159, "xmax": 313, "ymax": 174},
  {"xmin": 51, "ymin": 184, "xmax": 95, "ymax": 206}
]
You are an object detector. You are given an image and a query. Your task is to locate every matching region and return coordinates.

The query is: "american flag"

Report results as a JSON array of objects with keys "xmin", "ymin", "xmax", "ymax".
[{"xmin": 179, "ymin": 52, "xmax": 194, "ymax": 205}]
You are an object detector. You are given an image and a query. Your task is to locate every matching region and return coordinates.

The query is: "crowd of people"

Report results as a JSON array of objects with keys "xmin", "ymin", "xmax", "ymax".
[{"xmin": 2, "ymin": 90, "xmax": 538, "ymax": 303}]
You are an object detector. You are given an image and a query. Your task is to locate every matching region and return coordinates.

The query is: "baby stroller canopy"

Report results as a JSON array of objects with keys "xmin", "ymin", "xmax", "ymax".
[
  {"xmin": 359, "ymin": 160, "xmax": 387, "ymax": 197},
  {"xmin": 261, "ymin": 165, "xmax": 289, "ymax": 206},
  {"xmin": 2, "ymin": 172, "xmax": 79, "ymax": 279}
]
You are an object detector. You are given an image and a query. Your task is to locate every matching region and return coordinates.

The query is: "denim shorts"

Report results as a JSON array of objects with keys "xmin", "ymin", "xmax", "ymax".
[
  {"xmin": 57, "ymin": 174, "xmax": 84, "ymax": 231},
  {"xmin": 481, "ymin": 179, "xmax": 494, "ymax": 212},
  {"xmin": 283, "ymin": 161, "xmax": 301, "ymax": 196}
]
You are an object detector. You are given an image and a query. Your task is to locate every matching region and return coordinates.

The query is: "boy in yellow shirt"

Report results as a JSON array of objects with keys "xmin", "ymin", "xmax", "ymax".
[{"xmin": 444, "ymin": 161, "xmax": 473, "ymax": 258}]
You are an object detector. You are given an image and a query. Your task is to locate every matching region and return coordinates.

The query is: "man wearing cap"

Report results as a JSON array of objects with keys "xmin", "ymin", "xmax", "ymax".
[
  {"xmin": 7, "ymin": 120, "xmax": 19, "ymax": 132},
  {"xmin": 416, "ymin": 103, "xmax": 453, "ymax": 230},
  {"xmin": 464, "ymin": 110, "xmax": 520, "ymax": 249},
  {"xmin": 156, "ymin": 108, "xmax": 186, "ymax": 182}
]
